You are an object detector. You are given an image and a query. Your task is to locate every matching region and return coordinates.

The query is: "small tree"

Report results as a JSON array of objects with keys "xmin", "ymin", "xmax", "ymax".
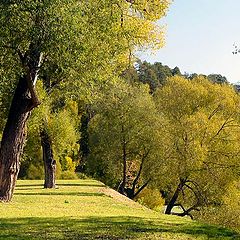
[{"xmin": 24, "ymin": 83, "xmax": 79, "ymax": 186}]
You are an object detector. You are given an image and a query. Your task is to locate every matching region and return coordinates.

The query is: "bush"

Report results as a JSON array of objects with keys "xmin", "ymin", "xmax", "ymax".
[
  {"xmin": 61, "ymin": 156, "xmax": 76, "ymax": 172},
  {"xmin": 26, "ymin": 164, "xmax": 44, "ymax": 180},
  {"xmin": 76, "ymin": 172, "xmax": 88, "ymax": 179},
  {"xmin": 136, "ymin": 188, "xmax": 165, "ymax": 211},
  {"xmin": 59, "ymin": 170, "xmax": 79, "ymax": 180},
  {"xmin": 196, "ymin": 181, "xmax": 240, "ymax": 232}
]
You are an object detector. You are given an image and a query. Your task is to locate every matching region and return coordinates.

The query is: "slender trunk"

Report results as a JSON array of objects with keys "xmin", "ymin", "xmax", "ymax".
[
  {"xmin": 118, "ymin": 125, "xmax": 127, "ymax": 195},
  {"xmin": 165, "ymin": 178, "xmax": 186, "ymax": 215},
  {"xmin": 122, "ymin": 141, "xmax": 127, "ymax": 188},
  {"xmin": 125, "ymin": 152, "xmax": 150, "ymax": 199},
  {"xmin": 0, "ymin": 76, "xmax": 33, "ymax": 201},
  {"xmin": 131, "ymin": 150, "xmax": 149, "ymax": 196},
  {"xmin": 40, "ymin": 129, "xmax": 56, "ymax": 188}
]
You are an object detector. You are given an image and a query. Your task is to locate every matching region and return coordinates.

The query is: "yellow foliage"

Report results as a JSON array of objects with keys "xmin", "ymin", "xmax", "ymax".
[
  {"xmin": 62, "ymin": 156, "xmax": 76, "ymax": 172},
  {"xmin": 136, "ymin": 188, "xmax": 165, "ymax": 210}
]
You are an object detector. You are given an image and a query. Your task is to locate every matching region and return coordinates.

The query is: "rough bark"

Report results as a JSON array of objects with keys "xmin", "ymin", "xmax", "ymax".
[
  {"xmin": 165, "ymin": 178, "xmax": 187, "ymax": 215},
  {"xmin": 0, "ymin": 76, "xmax": 33, "ymax": 201},
  {"xmin": 40, "ymin": 129, "xmax": 56, "ymax": 188},
  {"xmin": 0, "ymin": 46, "xmax": 42, "ymax": 201}
]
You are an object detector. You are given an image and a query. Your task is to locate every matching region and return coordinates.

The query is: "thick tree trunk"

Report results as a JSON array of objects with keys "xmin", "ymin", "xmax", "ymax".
[
  {"xmin": 0, "ymin": 76, "xmax": 33, "ymax": 201},
  {"xmin": 78, "ymin": 110, "xmax": 91, "ymax": 172},
  {"xmin": 40, "ymin": 129, "xmax": 56, "ymax": 188},
  {"xmin": 165, "ymin": 178, "xmax": 186, "ymax": 215},
  {"xmin": 0, "ymin": 45, "xmax": 42, "ymax": 201}
]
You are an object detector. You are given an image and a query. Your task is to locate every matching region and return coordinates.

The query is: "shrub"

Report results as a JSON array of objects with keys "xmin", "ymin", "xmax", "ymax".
[
  {"xmin": 61, "ymin": 156, "xmax": 76, "ymax": 172},
  {"xmin": 76, "ymin": 172, "xmax": 88, "ymax": 179},
  {"xmin": 26, "ymin": 164, "xmax": 44, "ymax": 180},
  {"xmin": 196, "ymin": 181, "xmax": 240, "ymax": 232},
  {"xmin": 60, "ymin": 170, "xmax": 79, "ymax": 180},
  {"xmin": 136, "ymin": 188, "xmax": 165, "ymax": 211}
]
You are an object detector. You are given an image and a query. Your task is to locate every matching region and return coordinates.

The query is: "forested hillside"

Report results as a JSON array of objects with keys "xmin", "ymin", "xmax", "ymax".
[{"xmin": 0, "ymin": 0, "xmax": 239, "ymax": 237}]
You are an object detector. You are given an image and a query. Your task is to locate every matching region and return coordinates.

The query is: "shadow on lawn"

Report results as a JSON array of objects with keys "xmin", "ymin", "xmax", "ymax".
[
  {"xmin": 0, "ymin": 216, "xmax": 238, "ymax": 240},
  {"xmin": 57, "ymin": 183, "xmax": 105, "ymax": 187},
  {"xmin": 16, "ymin": 183, "xmax": 105, "ymax": 188},
  {"xmin": 14, "ymin": 192, "xmax": 105, "ymax": 197}
]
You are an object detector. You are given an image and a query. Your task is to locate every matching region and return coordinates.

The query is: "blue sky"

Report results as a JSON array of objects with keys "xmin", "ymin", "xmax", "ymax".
[{"xmin": 140, "ymin": 0, "xmax": 240, "ymax": 83}]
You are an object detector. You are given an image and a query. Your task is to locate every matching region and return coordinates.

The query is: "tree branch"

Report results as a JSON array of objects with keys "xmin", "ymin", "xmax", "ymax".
[
  {"xmin": 132, "ymin": 148, "xmax": 150, "ymax": 190},
  {"xmin": 133, "ymin": 178, "xmax": 151, "ymax": 198}
]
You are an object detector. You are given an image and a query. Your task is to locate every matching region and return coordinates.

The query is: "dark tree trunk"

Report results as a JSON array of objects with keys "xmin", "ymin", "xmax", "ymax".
[
  {"xmin": 165, "ymin": 178, "xmax": 186, "ymax": 215},
  {"xmin": 118, "ymin": 129, "xmax": 127, "ymax": 195},
  {"xmin": 0, "ymin": 76, "xmax": 33, "ymax": 201},
  {"xmin": 78, "ymin": 110, "xmax": 91, "ymax": 172},
  {"xmin": 125, "ymin": 155, "xmax": 151, "ymax": 199},
  {"xmin": 40, "ymin": 129, "xmax": 56, "ymax": 188},
  {"xmin": 0, "ymin": 45, "xmax": 42, "ymax": 201}
]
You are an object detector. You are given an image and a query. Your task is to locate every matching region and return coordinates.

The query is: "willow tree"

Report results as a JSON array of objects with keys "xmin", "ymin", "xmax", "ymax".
[
  {"xmin": 0, "ymin": 0, "xmax": 170, "ymax": 201},
  {"xmin": 154, "ymin": 76, "xmax": 240, "ymax": 219}
]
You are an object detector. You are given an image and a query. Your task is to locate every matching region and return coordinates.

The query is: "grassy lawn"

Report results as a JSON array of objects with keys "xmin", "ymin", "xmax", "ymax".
[{"xmin": 0, "ymin": 179, "xmax": 239, "ymax": 240}]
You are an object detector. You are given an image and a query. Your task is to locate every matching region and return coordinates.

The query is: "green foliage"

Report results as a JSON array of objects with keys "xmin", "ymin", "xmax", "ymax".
[
  {"xmin": 87, "ymin": 80, "xmax": 161, "ymax": 189},
  {"xmin": 26, "ymin": 164, "xmax": 44, "ymax": 180},
  {"xmin": 61, "ymin": 157, "xmax": 76, "ymax": 172},
  {"xmin": 0, "ymin": 0, "xmax": 171, "ymax": 95},
  {"xmin": 59, "ymin": 171, "xmax": 79, "ymax": 180},
  {"xmin": 76, "ymin": 172, "xmax": 88, "ymax": 180},
  {"xmin": 22, "ymin": 80, "xmax": 80, "ymax": 179},
  {"xmin": 137, "ymin": 60, "xmax": 180, "ymax": 92}
]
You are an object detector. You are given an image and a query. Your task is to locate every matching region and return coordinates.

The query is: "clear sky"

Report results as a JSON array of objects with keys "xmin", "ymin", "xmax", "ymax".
[{"xmin": 140, "ymin": 0, "xmax": 240, "ymax": 83}]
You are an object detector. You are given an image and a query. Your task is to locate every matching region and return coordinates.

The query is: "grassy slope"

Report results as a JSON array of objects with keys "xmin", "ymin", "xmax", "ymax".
[{"xmin": 0, "ymin": 179, "xmax": 239, "ymax": 240}]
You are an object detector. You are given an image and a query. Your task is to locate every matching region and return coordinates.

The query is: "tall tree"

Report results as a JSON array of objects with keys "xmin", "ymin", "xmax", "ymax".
[{"xmin": 87, "ymin": 80, "xmax": 161, "ymax": 199}]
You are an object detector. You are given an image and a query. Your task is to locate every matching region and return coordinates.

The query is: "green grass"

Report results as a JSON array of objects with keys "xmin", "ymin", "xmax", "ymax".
[{"xmin": 0, "ymin": 179, "xmax": 239, "ymax": 240}]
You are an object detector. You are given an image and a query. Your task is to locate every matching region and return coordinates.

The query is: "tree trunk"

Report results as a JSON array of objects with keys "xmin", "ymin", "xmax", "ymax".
[
  {"xmin": 78, "ymin": 110, "xmax": 91, "ymax": 172},
  {"xmin": 118, "ymin": 129, "xmax": 127, "ymax": 195},
  {"xmin": 165, "ymin": 178, "xmax": 186, "ymax": 215},
  {"xmin": 40, "ymin": 129, "xmax": 56, "ymax": 188},
  {"xmin": 0, "ymin": 76, "xmax": 33, "ymax": 201}
]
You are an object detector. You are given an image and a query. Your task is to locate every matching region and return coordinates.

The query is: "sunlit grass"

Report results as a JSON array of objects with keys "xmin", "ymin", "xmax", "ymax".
[{"xmin": 0, "ymin": 179, "xmax": 238, "ymax": 240}]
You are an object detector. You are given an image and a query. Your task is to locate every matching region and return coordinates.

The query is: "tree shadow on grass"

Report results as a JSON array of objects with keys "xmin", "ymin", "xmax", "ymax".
[
  {"xmin": 0, "ymin": 216, "xmax": 238, "ymax": 240},
  {"xmin": 57, "ymin": 183, "xmax": 105, "ymax": 187},
  {"xmin": 16, "ymin": 183, "xmax": 105, "ymax": 188},
  {"xmin": 16, "ymin": 184, "xmax": 44, "ymax": 188},
  {"xmin": 14, "ymin": 192, "xmax": 105, "ymax": 197}
]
